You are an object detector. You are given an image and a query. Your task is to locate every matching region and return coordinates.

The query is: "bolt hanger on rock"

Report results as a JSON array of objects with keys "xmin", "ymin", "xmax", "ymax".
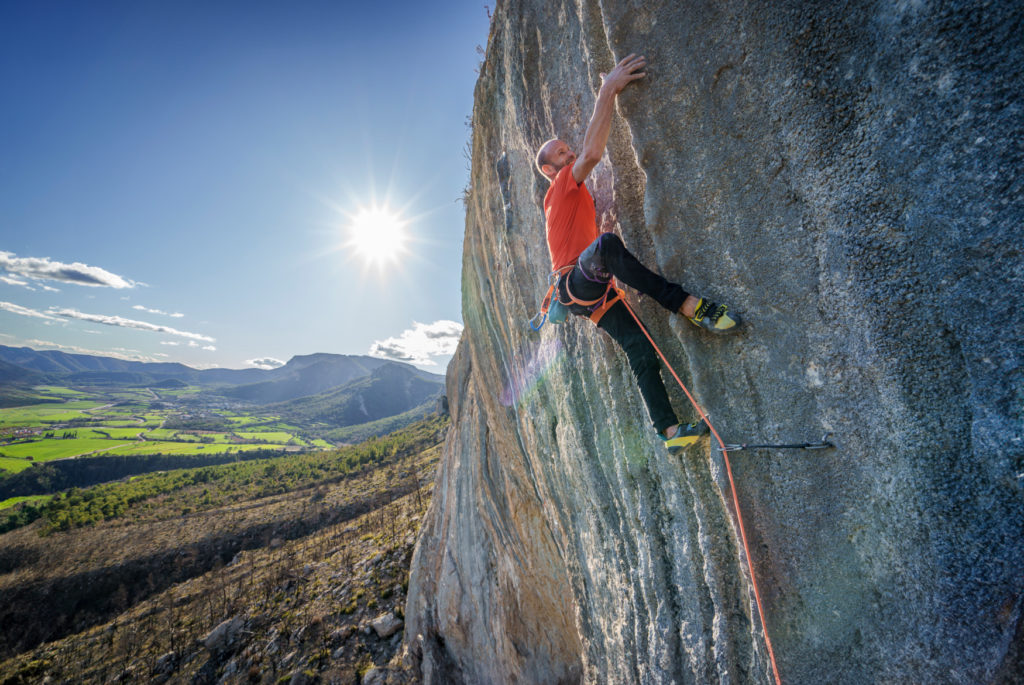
[{"xmin": 716, "ymin": 433, "xmax": 835, "ymax": 453}]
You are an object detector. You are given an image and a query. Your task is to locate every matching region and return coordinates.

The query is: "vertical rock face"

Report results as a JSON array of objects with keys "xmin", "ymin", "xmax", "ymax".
[{"xmin": 405, "ymin": 1, "xmax": 1023, "ymax": 683}]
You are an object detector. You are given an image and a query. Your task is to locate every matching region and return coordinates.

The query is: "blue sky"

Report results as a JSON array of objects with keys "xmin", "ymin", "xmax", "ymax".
[{"xmin": 0, "ymin": 1, "xmax": 489, "ymax": 372}]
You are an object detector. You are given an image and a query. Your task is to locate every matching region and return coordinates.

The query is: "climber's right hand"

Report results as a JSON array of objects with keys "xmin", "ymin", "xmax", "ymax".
[{"xmin": 600, "ymin": 53, "xmax": 647, "ymax": 95}]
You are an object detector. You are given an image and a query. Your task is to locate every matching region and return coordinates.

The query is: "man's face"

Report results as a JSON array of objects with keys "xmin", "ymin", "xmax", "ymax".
[{"xmin": 544, "ymin": 140, "xmax": 576, "ymax": 176}]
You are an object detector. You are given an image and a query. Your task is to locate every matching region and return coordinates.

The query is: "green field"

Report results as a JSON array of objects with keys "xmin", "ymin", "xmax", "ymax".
[
  {"xmin": 104, "ymin": 441, "xmax": 290, "ymax": 456},
  {"xmin": 226, "ymin": 415, "xmax": 274, "ymax": 426},
  {"xmin": 235, "ymin": 431, "xmax": 298, "ymax": 443},
  {"xmin": 153, "ymin": 386, "xmax": 201, "ymax": 396},
  {"xmin": 0, "ymin": 438, "xmax": 132, "ymax": 461},
  {"xmin": 102, "ymin": 392, "xmax": 150, "ymax": 402},
  {"xmin": 204, "ymin": 432, "xmax": 240, "ymax": 444},
  {"xmin": 100, "ymin": 428, "xmax": 148, "ymax": 439},
  {"xmin": 73, "ymin": 428, "xmax": 147, "ymax": 439},
  {"xmin": 100, "ymin": 404, "xmax": 147, "ymax": 415},
  {"xmin": 0, "ymin": 401, "xmax": 105, "ymax": 428},
  {"xmin": 148, "ymin": 431, "xmax": 237, "ymax": 443},
  {"xmin": 33, "ymin": 386, "xmax": 88, "ymax": 397},
  {"xmin": 0, "ymin": 457, "xmax": 34, "ymax": 473},
  {"xmin": 0, "ymin": 437, "xmax": 294, "ymax": 463},
  {"xmin": 143, "ymin": 428, "xmax": 180, "ymax": 440},
  {"xmin": 0, "ymin": 494, "xmax": 53, "ymax": 510}
]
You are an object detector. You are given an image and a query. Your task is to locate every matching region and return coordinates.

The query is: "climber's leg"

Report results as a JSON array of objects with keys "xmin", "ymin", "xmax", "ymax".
[
  {"xmin": 577, "ymin": 233, "xmax": 688, "ymax": 312},
  {"xmin": 593, "ymin": 300, "xmax": 679, "ymax": 434},
  {"xmin": 578, "ymin": 233, "xmax": 742, "ymax": 333}
]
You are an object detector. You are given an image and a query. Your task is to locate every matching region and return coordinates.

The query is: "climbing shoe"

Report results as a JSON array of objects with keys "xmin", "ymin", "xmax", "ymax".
[
  {"xmin": 687, "ymin": 298, "xmax": 741, "ymax": 334},
  {"xmin": 660, "ymin": 419, "xmax": 710, "ymax": 453}
]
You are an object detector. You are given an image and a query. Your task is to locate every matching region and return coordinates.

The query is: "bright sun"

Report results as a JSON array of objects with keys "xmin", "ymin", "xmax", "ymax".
[{"xmin": 346, "ymin": 205, "xmax": 408, "ymax": 266}]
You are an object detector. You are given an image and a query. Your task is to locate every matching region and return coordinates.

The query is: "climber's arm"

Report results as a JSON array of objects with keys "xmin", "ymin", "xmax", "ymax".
[{"xmin": 572, "ymin": 53, "xmax": 647, "ymax": 184}]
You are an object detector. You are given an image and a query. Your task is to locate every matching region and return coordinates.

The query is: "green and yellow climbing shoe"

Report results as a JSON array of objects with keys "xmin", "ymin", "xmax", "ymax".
[
  {"xmin": 687, "ymin": 298, "xmax": 741, "ymax": 334},
  {"xmin": 660, "ymin": 419, "xmax": 710, "ymax": 453}
]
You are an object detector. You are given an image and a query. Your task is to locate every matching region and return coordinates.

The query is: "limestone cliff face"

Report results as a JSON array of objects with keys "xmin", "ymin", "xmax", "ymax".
[{"xmin": 405, "ymin": 2, "xmax": 1024, "ymax": 683}]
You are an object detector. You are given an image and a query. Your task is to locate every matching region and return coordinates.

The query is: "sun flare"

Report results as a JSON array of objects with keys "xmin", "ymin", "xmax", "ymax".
[{"xmin": 345, "ymin": 205, "xmax": 408, "ymax": 267}]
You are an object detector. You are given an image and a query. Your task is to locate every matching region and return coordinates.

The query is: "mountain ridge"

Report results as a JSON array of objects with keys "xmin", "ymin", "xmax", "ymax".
[
  {"xmin": 268, "ymin": 362, "xmax": 445, "ymax": 427},
  {"xmin": 0, "ymin": 345, "xmax": 439, "ymax": 394}
]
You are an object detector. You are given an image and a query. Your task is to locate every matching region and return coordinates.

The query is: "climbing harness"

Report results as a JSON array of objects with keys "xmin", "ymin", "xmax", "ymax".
[
  {"xmin": 615, "ymin": 296, "xmax": 786, "ymax": 685},
  {"xmin": 529, "ymin": 264, "xmax": 623, "ymax": 330},
  {"xmin": 716, "ymin": 434, "xmax": 835, "ymax": 453}
]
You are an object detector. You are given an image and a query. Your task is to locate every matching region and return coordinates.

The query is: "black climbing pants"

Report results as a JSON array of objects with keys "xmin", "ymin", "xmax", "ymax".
[{"xmin": 557, "ymin": 232, "xmax": 690, "ymax": 433}]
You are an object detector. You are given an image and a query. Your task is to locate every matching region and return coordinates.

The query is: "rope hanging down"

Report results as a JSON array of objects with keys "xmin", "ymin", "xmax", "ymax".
[{"xmin": 619, "ymin": 297, "xmax": 784, "ymax": 685}]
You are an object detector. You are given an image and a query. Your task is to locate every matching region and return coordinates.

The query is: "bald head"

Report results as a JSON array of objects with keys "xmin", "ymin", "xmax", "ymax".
[{"xmin": 535, "ymin": 138, "xmax": 575, "ymax": 180}]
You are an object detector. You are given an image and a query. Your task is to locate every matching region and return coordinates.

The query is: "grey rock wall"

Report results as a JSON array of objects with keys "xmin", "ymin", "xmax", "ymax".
[{"xmin": 405, "ymin": 1, "xmax": 1024, "ymax": 683}]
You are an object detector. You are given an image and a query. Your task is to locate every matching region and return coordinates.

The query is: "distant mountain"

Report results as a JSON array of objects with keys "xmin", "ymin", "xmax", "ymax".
[
  {"xmin": 323, "ymin": 398, "xmax": 441, "ymax": 444},
  {"xmin": 270, "ymin": 362, "xmax": 444, "ymax": 428},
  {"xmin": 153, "ymin": 378, "xmax": 189, "ymax": 388},
  {"xmin": 0, "ymin": 359, "xmax": 41, "ymax": 385},
  {"xmin": 0, "ymin": 345, "xmax": 395, "ymax": 392},
  {"xmin": 0, "ymin": 360, "xmax": 47, "ymax": 408},
  {"xmin": 0, "ymin": 345, "xmax": 197, "ymax": 379},
  {"xmin": 215, "ymin": 354, "xmax": 391, "ymax": 403}
]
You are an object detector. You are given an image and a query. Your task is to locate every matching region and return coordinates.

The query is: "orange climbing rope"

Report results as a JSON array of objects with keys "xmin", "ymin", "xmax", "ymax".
[{"xmin": 619, "ymin": 297, "xmax": 784, "ymax": 685}]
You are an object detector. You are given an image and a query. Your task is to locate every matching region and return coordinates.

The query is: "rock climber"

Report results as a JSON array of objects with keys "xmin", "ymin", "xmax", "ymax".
[{"xmin": 535, "ymin": 53, "xmax": 741, "ymax": 453}]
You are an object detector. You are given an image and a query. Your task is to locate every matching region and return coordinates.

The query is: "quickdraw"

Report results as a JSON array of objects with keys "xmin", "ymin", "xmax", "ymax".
[
  {"xmin": 529, "ymin": 266, "xmax": 573, "ymax": 331},
  {"xmin": 715, "ymin": 434, "xmax": 835, "ymax": 453}
]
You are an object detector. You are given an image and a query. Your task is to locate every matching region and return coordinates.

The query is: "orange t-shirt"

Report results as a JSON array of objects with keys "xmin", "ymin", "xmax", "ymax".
[{"xmin": 544, "ymin": 165, "xmax": 599, "ymax": 271}]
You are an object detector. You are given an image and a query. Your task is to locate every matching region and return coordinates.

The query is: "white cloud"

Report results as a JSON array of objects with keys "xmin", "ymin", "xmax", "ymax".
[
  {"xmin": 112, "ymin": 346, "xmax": 145, "ymax": 355},
  {"xmin": 49, "ymin": 307, "xmax": 215, "ymax": 342},
  {"xmin": 133, "ymin": 304, "xmax": 184, "ymax": 318},
  {"xmin": 0, "ymin": 300, "xmax": 59, "ymax": 320},
  {"xmin": 0, "ymin": 251, "xmax": 137, "ymax": 288},
  {"xmin": 202, "ymin": 345, "xmax": 216, "ymax": 351},
  {"xmin": 246, "ymin": 357, "xmax": 285, "ymax": 370},
  {"xmin": 1, "ymin": 275, "xmax": 34, "ymax": 290},
  {"xmin": 160, "ymin": 341, "xmax": 181, "ymax": 346},
  {"xmin": 369, "ymin": 320, "xmax": 463, "ymax": 366},
  {"xmin": 0, "ymin": 275, "xmax": 58, "ymax": 292}
]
